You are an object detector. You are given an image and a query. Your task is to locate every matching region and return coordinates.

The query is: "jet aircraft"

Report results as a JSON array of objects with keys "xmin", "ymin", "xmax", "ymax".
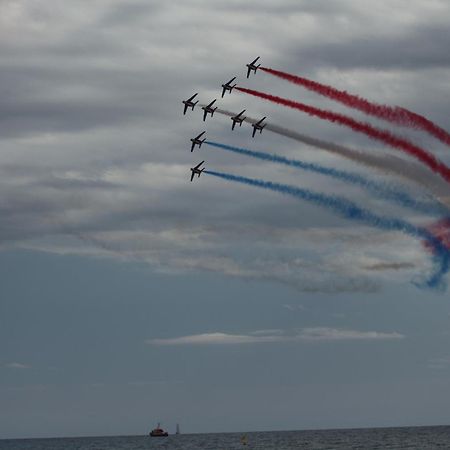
[
  {"xmin": 190, "ymin": 161, "xmax": 205, "ymax": 181},
  {"xmin": 231, "ymin": 110, "xmax": 246, "ymax": 130},
  {"xmin": 182, "ymin": 93, "xmax": 198, "ymax": 114},
  {"xmin": 251, "ymin": 116, "xmax": 266, "ymax": 137},
  {"xmin": 190, "ymin": 131, "xmax": 206, "ymax": 152},
  {"xmin": 201, "ymin": 99, "xmax": 217, "ymax": 121},
  {"xmin": 246, "ymin": 56, "xmax": 261, "ymax": 78},
  {"xmin": 221, "ymin": 77, "xmax": 237, "ymax": 97}
]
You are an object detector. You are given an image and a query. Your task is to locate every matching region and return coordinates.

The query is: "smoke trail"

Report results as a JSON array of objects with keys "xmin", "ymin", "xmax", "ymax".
[
  {"xmin": 261, "ymin": 67, "xmax": 450, "ymax": 147},
  {"xmin": 236, "ymin": 87, "xmax": 450, "ymax": 184},
  {"xmin": 208, "ymin": 107, "xmax": 450, "ymax": 206},
  {"xmin": 205, "ymin": 141, "xmax": 446, "ymax": 215},
  {"xmin": 204, "ymin": 169, "xmax": 450, "ymax": 289},
  {"xmin": 426, "ymin": 218, "xmax": 450, "ymax": 251}
]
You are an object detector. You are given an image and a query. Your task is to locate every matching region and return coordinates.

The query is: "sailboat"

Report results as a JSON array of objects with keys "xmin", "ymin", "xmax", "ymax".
[{"xmin": 175, "ymin": 423, "xmax": 180, "ymax": 435}]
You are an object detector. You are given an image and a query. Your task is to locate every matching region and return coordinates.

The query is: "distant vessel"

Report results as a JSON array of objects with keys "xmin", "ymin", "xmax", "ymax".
[
  {"xmin": 149, "ymin": 423, "xmax": 168, "ymax": 437},
  {"xmin": 176, "ymin": 423, "xmax": 180, "ymax": 435}
]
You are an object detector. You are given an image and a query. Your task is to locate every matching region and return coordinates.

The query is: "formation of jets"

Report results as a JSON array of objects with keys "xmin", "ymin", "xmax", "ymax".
[{"xmin": 182, "ymin": 57, "xmax": 264, "ymax": 181}]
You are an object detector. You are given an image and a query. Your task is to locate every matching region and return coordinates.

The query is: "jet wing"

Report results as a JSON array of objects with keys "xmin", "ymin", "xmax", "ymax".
[
  {"xmin": 191, "ymin": 141, "xmax": 195, "ymax": 152},
  {"xmin": 188, "ymin": 93, "xmax": 198, "ymax": 101},
  {"xmin": 190, "ymin": 171, "xmax": 195, "ymax": 182},
  {"xmin": 221, "ymin": 87, "xmax": 226, "ymax": 98},
  {"xmin": 196, "ymin": 131, "xmax": 206, "ymax": 139},
  {"xmin": 246, "ymin": 67, "xmax": 251, "ymax": 78},
  {"xmin": 193, "ymin": 161, "xmax": 205, "ymax": 170},
  {"xmin": 183, "ymin": 104, "xmax": 188, "ymax": 115},
  {"xmin": 252, "ymin": 126, "xmax": 256, "ymax": 138},
  {"xmin": 202, "ymin": 109, "xmax": 207, "ymax": 121},
  {"xmin": 208, "ymin": 99, "xmax": 217, "ymax": 107}
]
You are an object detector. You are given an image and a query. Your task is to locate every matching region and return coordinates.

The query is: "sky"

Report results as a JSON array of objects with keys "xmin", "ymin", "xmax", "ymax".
[{"xmin": 1, "ymin": 0, "xmax": 450, "ymax": 439}]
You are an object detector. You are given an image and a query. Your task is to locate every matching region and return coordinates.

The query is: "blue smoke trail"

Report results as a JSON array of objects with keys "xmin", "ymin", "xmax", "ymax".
[
  {"xmin": 205, "ymin": 141, "xmax": 447, "ymax": 216},
  {"xmin": 204, "ymin": 169, "xmax": 450, "ymax": 290}
]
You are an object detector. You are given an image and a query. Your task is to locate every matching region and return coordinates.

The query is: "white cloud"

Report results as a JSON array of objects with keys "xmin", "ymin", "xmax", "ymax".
[
  {"xmin": 146, "ymin": 328, "xmax": 404, "ymax": 346},
  {"xmin": 5, "ymin": 362, "xmax": 31, "ymax": 369},
  {"xmin": 298, "ymin": 327, "xmax": 404, "ymax": 341},
  {"xmin": 428, "ymin": 356, "xmax": 450, "ymax": 370},
  {"xmin": 283, "ymin": 303, "xmax": 306, "ymax": 311},
  {"xmin": 147, "ymin": 332, "xmax": 285, "ymax": 346}
]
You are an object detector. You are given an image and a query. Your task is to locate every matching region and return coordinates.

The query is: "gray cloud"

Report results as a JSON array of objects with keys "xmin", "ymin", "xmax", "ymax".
[
  {"xmin": 296, "ymin": 24, "xmax": 450, "ymax": 71},
  {"xmin": 99, "ymin": 1, "xmax": 163, "ymax": 27},
  {"xmin": 364, "ymin": 262, "xmax": 416, "ymax": 271},
  {"xmin": 0, "ymin": 0, "xmax": 448, "ymax": 291}
]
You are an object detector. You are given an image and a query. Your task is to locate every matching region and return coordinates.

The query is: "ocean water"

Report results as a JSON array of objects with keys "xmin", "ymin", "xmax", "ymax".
[{"xmin": 1, "ymin": 427, "xmax": 450, "ymax": 450}]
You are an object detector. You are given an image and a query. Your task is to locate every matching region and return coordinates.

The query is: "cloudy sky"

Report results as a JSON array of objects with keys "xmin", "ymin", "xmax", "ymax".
[{"xmin": 1, "ymin": 0, "xmax": 450, "ymax": 439}]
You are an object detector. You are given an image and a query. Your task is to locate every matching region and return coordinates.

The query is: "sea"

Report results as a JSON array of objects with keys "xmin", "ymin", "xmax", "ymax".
[{"xmin": 1, "ymin": 427, "xmax": 450, "ymax": 450}]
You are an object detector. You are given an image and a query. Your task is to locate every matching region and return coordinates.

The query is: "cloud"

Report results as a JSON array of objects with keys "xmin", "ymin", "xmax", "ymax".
[
  {"xmin": 248, "ymin": 329, "xmax": 285, "ymax": 336},
  {"xmin": 428, "ymin": 356, "xmax": 450, "ymax": 370},
  {"xmin": 146, "ymin": 332, "xmax": 285, "ymax": 346},
  {"xmin": 0, "ymin": 0, "xmax": 447, "ymax": 293},
  {"xmin": 298, "ymin": 328, "xmax": 404, "ymax": 341},
  {"xmin": 5, "ymin": 362, "xmax": 31, "ymax": 369},
  {"xmin": 146, "ymin": 328, "xmax": 404, "ymax": 346},
  {"xmin": 363, "ymin": 262, "xmax": 416, "ymax": 271},
  {"xmin": 19, "ymin": 225, "xmax": 427, "ymax": 293},
  {"xmin": 295, "ymin": 24, "xmax": 450, "ymax": 70},
  {"xmin": 282, "ymin": 303, "xmax": 305, "ymax": 311}
]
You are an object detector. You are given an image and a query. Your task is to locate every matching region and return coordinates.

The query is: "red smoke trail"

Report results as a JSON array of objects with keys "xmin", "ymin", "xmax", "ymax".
[
  {"xmin": 236, "ymin": 86, "xmax": 450, "ymax": 184},
  {"xmin": 261, "ymin": 67, "xmax": 450, "ymax": 147},
  {"xmin": 425, "ymin": 218, "xmax": 450, "ymax": 251}
]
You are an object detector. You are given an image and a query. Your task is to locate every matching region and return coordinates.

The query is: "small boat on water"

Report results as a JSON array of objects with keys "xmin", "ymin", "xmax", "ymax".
[{"xmin": 149, "ymin": 423, "xmax": 169, "ymax": 437}]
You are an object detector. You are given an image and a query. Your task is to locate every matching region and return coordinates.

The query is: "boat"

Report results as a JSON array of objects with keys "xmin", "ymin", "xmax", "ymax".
[
  {"xmin": 175, "ymin": 423, "xmax": 180, "ymax": 435},
  {"xmin": 149, "ymin": 423, "xmax": 169, "ymax": 437}
]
